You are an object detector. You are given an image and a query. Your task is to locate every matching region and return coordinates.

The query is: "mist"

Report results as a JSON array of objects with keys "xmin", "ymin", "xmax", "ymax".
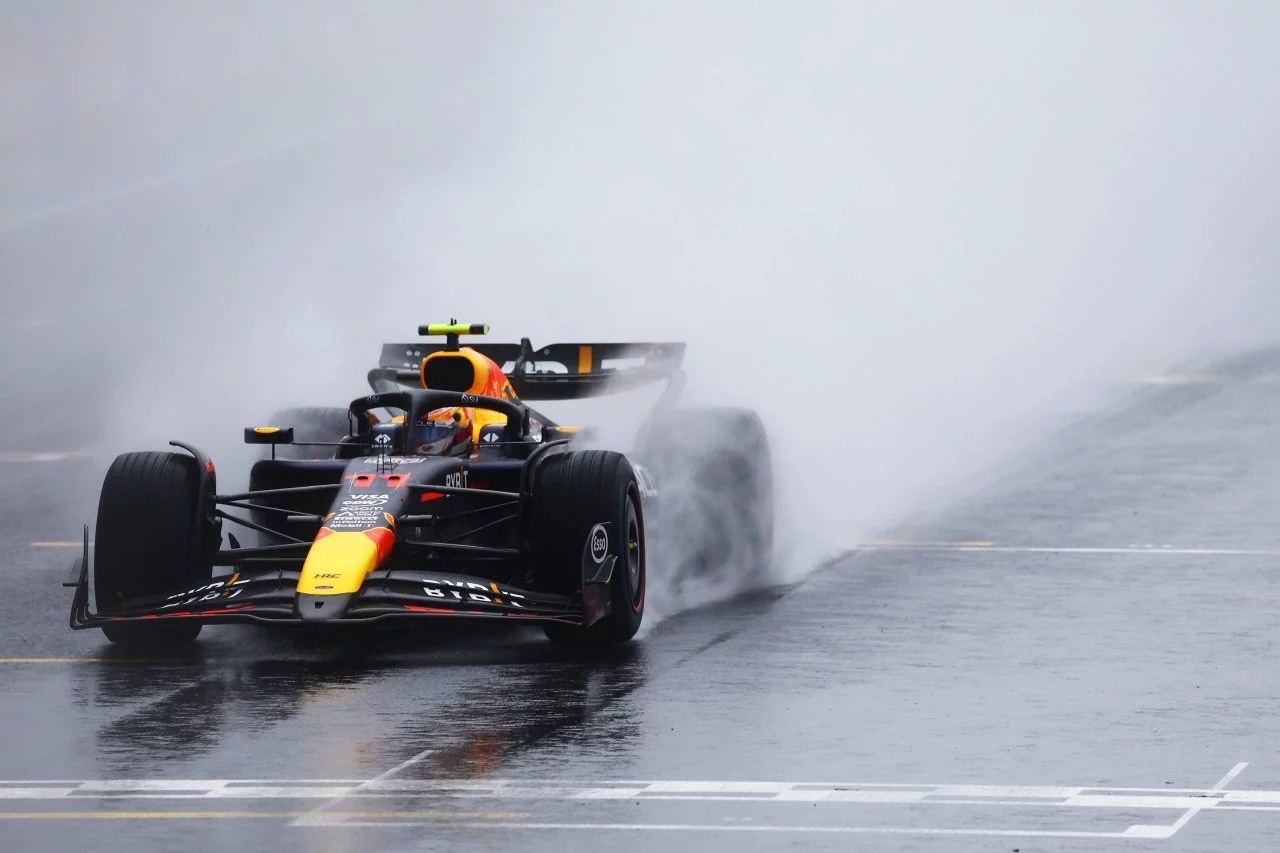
[{"xmin": 3, "ymin": 2, "xmax": 1278, "ymax": 622}]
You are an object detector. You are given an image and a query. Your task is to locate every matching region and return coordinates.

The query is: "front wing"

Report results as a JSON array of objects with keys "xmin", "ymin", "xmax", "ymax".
[{"xmin": 68, "ymin": 559, "xmax": 585, "ymax": 630}]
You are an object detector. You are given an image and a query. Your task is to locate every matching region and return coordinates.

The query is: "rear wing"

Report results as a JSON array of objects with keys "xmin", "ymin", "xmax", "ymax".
[{"xmin": 372, "ymin": 338, "xmax": 686, "ymax": 400}]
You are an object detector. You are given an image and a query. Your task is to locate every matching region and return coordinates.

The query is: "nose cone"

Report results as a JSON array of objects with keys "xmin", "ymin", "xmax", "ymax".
[
  {"xmin": 296, "ymin": 592, "xmax": 356, "ymax": 621},
  {"xmin": 295, "ymin": 527, "xmax": 395, "ymax": 620}
]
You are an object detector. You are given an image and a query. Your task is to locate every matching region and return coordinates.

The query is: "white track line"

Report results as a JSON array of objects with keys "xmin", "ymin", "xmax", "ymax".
[
  {"xmin": 1127, "ymin": 762, "xmax": 1250, "ymax": 841},
  {"xmin": 5, "ymin": 776, "xmax": 1275, "ymax": 806},
  {"xmin": 856, "ymin": 544, "xmax": 1280, "ymax": 556},
  {"xmin": 289, "ymin": 747, "xmax": 435, "ymax": 827},
  {"xmin": 4, "ymin": 773, "xmax": 1271, "ymax": 841},
  {"xmin": 0, "ymin": 451, "xmax": 89, "ymax": 463},
  {"xmin": 1214, "ymin": 763, "xmax": 1251, "ymax": 790},
  {"xmin": 4, "ymin": 777, "xmax": 1276, "ymax": 804},
  {"xmin": 298, "ymin": 820, "xmax": 1142, "ymax": 838}
]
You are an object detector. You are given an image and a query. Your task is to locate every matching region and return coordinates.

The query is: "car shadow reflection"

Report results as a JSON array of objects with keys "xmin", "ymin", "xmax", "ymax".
[
  {"xmin": 72, "ymin": 621, "xmax": 651, "ymax": 779},
  {"xmin": 377, "ymin": 641, "xmax": 650, "ymax": 779}
]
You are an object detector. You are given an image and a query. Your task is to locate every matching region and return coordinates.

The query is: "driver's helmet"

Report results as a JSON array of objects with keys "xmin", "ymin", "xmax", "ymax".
[{"xmin": 413, "ymin": 407, "xmax": 473, "ymax": 457}]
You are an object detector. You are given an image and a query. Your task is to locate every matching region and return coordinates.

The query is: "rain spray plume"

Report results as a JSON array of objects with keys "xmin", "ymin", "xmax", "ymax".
[{"xmin": 3, "ymin": 2, "xmax": 1279, "ymax": 624}]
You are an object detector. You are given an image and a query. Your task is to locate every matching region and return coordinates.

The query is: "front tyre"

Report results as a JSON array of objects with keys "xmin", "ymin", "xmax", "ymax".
[
  {"xmin": 93, "ymin": 451, "xmax": 214, "ymax": 646},
  {"xmin": 530, "ymin": 450, "xmax": 646, "ymax": 645}
]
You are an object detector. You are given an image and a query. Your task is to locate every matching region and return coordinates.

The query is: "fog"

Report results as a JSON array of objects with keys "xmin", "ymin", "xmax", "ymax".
[{"xmin": 3, "ymin": 2, "xmax": 1278, "ymax": 621}]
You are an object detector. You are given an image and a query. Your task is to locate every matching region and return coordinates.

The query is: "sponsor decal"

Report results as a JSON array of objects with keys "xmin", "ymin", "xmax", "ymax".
[
  {"xmin": 444, "ymin": 469, "xmax": 468, "ymax": 488},
  {"xmin": 374, "ymin": 434, "xmax": 392, "ymax": 446},
  {"xmin": 158, "ymin": 576, "xmax": 250, "ymax": 610},
  {"xmin": 327, "ymin": 493, "xmax": 393, "ymax": 529},
  {"xmin": 589, "ymin": 523, "xmax": 610, "ymax": 563},
  {"xmin": 358, "ymin": 456, "xmax": 426, "ymax": 464},
  {"xmin": 460, "ymin": 393, "xmax": 480, "ymax": 405},
  {"xmin": 421, "ymin": 577, "xmax": 526, "ymax": 607},
  {"xmin": 338, "ymin": 493, "xmax": 391, "ymax": 507},
  {"xmin": 328, "ymin": 513, "xmax": 386, "ymax": 530}
]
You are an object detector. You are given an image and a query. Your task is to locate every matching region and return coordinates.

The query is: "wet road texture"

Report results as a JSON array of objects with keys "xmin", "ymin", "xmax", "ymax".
[{"xmin": 3, "ymin": 348, "xmax": 1280, "ymax": 853}]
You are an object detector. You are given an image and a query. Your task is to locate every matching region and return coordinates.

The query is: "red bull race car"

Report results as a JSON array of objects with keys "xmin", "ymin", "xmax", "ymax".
[{"xmin": 65, "ymin": 323, "xmax": 773, "ymax": 647}]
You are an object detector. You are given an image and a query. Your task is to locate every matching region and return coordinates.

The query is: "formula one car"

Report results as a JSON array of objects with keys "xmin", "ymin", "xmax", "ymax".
[{"xmin": 65, "ymin": 323, "xmax": 773, "ymax": 647}]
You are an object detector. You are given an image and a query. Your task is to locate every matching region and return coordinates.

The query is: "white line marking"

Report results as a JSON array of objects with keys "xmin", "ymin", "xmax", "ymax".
[
  {"xmin": 775, "ymin": 790, "xmax": 928, "ymax": 803},
  {"xmin": 1214, "ymin": 762, "xmax": 1250, "ymax": 790},
  {"xmin": 0, "ymin": 775, "xmax": 1263, "ymax": 806},
  {"xmin": 1124, "ymin": 762, "xmax": 1249, "ymax": 840},
  {"xmin": 1135, "ymin": 373, "xmax": 1226, "ymax": 385},
  {"xmin": 863, "ymin": 541, "xmax": 998, "ymax": 547},
  {"xmin": 76, "ymin": 780, "xmax": 232, "ymax": 792},
  {"xmin": 4, "ymin": 771, "xmax": 1273, "ymax": 840},
  {"xmin": 645, "ymin": 780, "xmax": 792, "ymax": 793},
  {"xmin": 289, "ymin": 747, "xmax": 436, "ymax": 827},
  {"xmin": 855, "ymin": 544, "xmax": 1280, "ymax": 556},
  {"xmin": 297, "ymin": 819, "xmax": 1139, "ymax": 838},
  {"xmin": 1065, "ymin": 795, "xmax": 1217, "ymax": 810},
  {"xmin": 1223, "ymin": 789, "xmax": 1280, "ymax": 804},
  {"xmin": 207, "ymin": 787, "xmax": 357, "ymax": 799},
  {"xmin": 0, "ymin": 789, "xmax": 77, "ymax": 799},
  {"xmin": 0, "ymin": 452, "xmax": 89, "ymax": 463}
]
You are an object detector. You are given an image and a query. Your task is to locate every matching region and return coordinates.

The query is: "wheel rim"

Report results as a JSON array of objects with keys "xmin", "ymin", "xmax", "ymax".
[{"xmin": 624, "ymin": 492, "xmax": 644, "ymax": 612}]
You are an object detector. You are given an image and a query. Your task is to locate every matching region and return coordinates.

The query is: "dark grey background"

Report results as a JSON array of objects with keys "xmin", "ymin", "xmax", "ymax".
[{"xmin": 4, "ymin": 3, "xmax": 1280, "ymax": 851}]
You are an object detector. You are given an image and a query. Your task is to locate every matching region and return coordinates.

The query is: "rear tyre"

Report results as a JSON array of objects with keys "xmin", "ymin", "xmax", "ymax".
[
  {"xmin": 632, "ymin": 407, "xmax": 774, "ymax": 587},
  {"xmin": 530, "ymin": 450, "xmax": 646, "ymax": 645},
  {"xmin": 264, "ymin": 406, "xmax": 352, "ymax": 460},
  {"xmin": 93, "ymin": 451, "xmax": 214, "ymax": 646}
]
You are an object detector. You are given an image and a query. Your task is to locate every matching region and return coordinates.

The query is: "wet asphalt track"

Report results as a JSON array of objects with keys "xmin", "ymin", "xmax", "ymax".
[{"xmin": 3, "ymin": 350, "xmax": 1280, "ymax": 852}]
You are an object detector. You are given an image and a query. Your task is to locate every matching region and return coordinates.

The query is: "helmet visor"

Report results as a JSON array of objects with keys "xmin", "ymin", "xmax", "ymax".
[{"xmin": 413, "ymin": 422, "xmax": 468, "ymax": 456}]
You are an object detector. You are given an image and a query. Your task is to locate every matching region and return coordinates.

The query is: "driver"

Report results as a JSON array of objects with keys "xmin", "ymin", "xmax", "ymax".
[{"xmin": 413, "ymin": 407, "xmax": 474, "ymax": 457}]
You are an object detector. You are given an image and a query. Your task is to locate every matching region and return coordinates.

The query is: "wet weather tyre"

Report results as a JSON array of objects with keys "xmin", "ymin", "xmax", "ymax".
[
  {"xmin": 265, "ymin": 406, "xmax": 352, "ymax": 460},
  {"xmin": 93, "ymin": 451, "xmax": 213, "ymax": 646},
  {"xmin": 530, "ymin": 450, "xmax": 646, "ymax": 645}
]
